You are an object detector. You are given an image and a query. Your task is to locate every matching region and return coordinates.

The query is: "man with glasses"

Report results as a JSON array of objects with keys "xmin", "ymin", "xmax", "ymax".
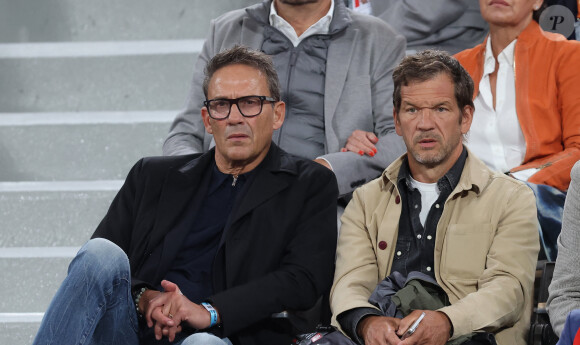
[
  {"xmin": 32, "ymin": 46, "xmax": 338, "ymax": 345},
  {"xmin": 163, "ymin": 0, "xmax": 407, "ymax": 198}
]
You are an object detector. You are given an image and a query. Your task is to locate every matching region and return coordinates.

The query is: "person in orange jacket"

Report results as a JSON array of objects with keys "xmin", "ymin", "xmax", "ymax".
[{"xmin": 453, "ymin": 0, "xmax": 580, "ymax": 260}]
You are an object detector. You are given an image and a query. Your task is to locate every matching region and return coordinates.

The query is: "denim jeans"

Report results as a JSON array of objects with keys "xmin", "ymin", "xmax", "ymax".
[
  {"xmin": 525, "ymin": 182, "xmax": 566, "ymax": 261},
  {"xmin": 33, "ymin": 238, "xmax": 231, "ymax": 345}
]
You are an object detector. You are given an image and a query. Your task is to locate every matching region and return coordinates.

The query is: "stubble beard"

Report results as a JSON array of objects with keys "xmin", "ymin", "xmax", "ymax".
[{"xmin": 409, "ymin": 132, "xmax": 461, "ymax": 169}]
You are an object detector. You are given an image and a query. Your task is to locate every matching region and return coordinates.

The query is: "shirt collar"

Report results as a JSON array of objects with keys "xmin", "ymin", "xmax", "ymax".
[
  {"xmin": 397, "ymin": 146, "xmax": 468, "ymax": 193},
  {"xmin": 483, "ymin": 36, "xmax": 517, "ymax": 76},
  {"xmin": 269, "ymin": 0, "xmax": 334, "ymax": 36}
]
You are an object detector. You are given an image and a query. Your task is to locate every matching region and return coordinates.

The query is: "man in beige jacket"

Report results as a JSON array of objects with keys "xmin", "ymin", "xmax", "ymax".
[{"xmin": 330, "ymin": 50, "xmax": 539, "ymax": 345}]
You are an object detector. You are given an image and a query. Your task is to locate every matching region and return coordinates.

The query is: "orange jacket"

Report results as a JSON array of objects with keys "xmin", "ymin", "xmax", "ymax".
[{"xmin": 455, "ymin": 20, "xmax": 580, "ymax": 191}]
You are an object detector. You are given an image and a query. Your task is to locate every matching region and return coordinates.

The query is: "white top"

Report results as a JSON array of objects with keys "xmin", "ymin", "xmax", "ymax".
[
  {"xmin": 269, "ymin": 0, "xmax": 335, "ymax": 47},
  {"xmin": 409, "ymin": 177, "xmax": 440, "ymax": 228},
  {"xmin": 467, "ymin": 38, "xmax": 530, "ymax": 177}
]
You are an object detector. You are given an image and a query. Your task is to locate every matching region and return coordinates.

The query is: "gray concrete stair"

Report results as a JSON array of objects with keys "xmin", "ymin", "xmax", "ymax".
[
  {"xmin": 0, "ymin": 181, "xmax": 121, "ymax": 247},
  {"xmin": 0, "ymin": 111, "xmax": 173, "ymax": 181},
  {"xmin": 0, "ymin": 50, "xmax": 197, "ymax": 112},
  {"xmin": 0, "ymin": 323, "xmax": 42, "ymax": 345},
  {"xmin": 0, "ymin": 255, "xmax": 74, "ymax": 313},
  {"xmin": 0, "ymin": 0, "xmax": 256, "ymax": 43}
]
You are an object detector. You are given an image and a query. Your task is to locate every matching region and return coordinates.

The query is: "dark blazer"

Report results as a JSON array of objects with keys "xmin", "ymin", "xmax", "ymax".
[{"xmin": 92, "ymin": 144, "xmax": 338, "ymax": 345}]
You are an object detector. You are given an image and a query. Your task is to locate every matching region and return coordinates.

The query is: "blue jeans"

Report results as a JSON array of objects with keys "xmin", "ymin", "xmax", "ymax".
[
  {"xmin": 33, "ymin": 238, "xmax": 231, "ymax": 345},
  {"xmin": 525, "ymin": 182, "xmax": 566, "ymax": 261}
]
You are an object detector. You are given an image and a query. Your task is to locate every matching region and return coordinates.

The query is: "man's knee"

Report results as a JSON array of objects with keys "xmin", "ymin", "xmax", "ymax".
[{"xmin": 70, "ymin": 238, "xmax": 130, "ymax": 280}]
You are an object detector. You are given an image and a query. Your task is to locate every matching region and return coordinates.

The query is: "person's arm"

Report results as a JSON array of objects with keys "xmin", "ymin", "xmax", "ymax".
[
  {"xmin": 438, "ymin": 183, "xmax": 539, "ymax": 339},
  {"xmin": 91, "ymin": 157, "xmax": 193, "ymax": 290},
  {"xmin": 337, "ymin": 307, "xmax": 383, "ymax": 344},
  {"xmin": 91, "ymin": 158, "xmax": 144, "ymax": 253},
  {"xmin": 512, "ymin": 45, "xmax": 580, "ymax": 192},
  {"xmin": 547, "ymin": 162, "xmax": 580, "ymax": 336},
  {"xmin": 162, "ymin": 19, "xmax": 219, "ymax": 156},
  {"xmin": 321, "ymin": 26, "xmax": 406, "ymax": 196},
  {"xmin": 208, "ymin": 166, "xmax": 339, "ymax": 336}
]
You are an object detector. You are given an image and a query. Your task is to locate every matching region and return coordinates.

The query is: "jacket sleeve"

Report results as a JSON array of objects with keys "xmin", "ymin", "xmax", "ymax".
[
  {"xmin": 91, "ymin": 159, "xmax": 144, "ymax": 250},
  {"xmin": 514, "ymin": 42, "xmax": 580, "ymax": 192},
  {"xmin": 372, "ymin": 0, "xmax": 466, "ymax": 44},
  {"xmin": 547, "ymin": 162, "xmax": 580, "ymax": 337},
  {"xmin": 209, "ymin": 167, "xmax": 339, "ymax": 336},
  {"xmin": 329, "ymin": 185, "xmax": 384, "ymax": 333},
  {"xmin": 438, "ymin": 183, "xmax": 539, "ymax": 339},
  {"xmin": 321, "ymin": 27, "xmax": 407, "ymax": 196},
  {"xmin": 162, "ymin": 20, "xmax": 217, "ymax": 156},
  {"xmin": 91, "ymin": 159, "xmax": 149, "ymax": 288}
]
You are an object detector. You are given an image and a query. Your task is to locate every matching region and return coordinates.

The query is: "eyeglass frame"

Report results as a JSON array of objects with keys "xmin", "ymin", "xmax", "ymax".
[{"xmin": 203, "ymin": 95, "xmax": 278, "ymax": 120}]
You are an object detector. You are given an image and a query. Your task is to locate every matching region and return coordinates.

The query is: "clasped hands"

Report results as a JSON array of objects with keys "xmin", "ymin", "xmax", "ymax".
[
  {"xmin": 357, "ymin": 310, "xmax": 451, "ymax": 345},
  {"xmin": 140, "ymin": 280, "xmax": 216, "ymax": 342}
]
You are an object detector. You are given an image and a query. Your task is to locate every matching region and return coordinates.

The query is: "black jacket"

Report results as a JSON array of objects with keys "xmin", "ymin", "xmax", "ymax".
[{"xmin": 92, "ymin": 144, "xmax": 338, "ymax": 345}]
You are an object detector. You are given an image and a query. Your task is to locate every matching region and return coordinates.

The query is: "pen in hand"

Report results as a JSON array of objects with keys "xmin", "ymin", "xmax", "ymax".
[{"xmin": 401, "ymin": 312, "xmax": 426, "ymax": 340}]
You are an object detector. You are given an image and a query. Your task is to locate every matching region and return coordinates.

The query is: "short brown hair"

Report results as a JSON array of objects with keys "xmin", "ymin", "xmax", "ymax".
[
  {"xmin": 202, "ymin": 46, "xmax": 281, "ymax": 101},
  {"xmin": 392, "ymin": 50, "xmax": 474, "ymax": 114}
]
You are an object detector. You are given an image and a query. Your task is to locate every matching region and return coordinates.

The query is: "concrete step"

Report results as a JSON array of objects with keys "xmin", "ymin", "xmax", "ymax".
[
  {"xmin": 0, "ymin": 256, "xmax": 72, "ymax": 313},
  {"xmin": 0, "ymin": 320, "xmax": 41, "ymax": 345},
  {"xmin": 0, "ymin": 181, "xmax": 122, "ymax": 247},
  {"xmin": 0, "ymin": 0, "xmax": 257, "ymax": 43},
  {"xmin": 0, "ymin": 111, "xmax": 173, "ymax": 181},
  {"xmin": 0, "ymin": 50, "xmax": 196, "ymax": 112}
]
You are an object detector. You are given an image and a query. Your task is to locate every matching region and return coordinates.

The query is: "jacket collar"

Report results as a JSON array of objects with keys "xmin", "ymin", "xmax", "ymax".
[
  {"xmin": 150, "ymin": 143, "xmax": 296, "ymax": 281},
  {"xmin": 476, "ymin": 20, "xmax": 547, "ymax": 61},
  {"xmin": 226, "ymin": 143, "xmax": 298, "ymax": 222},
  {"xmin": 246, "ymin": 0, "xmax": 351, "ymax": 34},
  {"xmin": 467, "ymin": 20, "xmax": 563, "ymax": 98},
  {"xmin": 151, "ymin": 142, "xmax": 295, "ymax": 242},
  {"xmin": 176, "ymin": 142, "xmax": 298, "ymax": 179},
  {"xmin": 245, "ymin": 0, "xmax": 271, "ymax": 25},
  {"xmin": 381, "ymin": 147, "xmax": 490, "ymax": 199}
]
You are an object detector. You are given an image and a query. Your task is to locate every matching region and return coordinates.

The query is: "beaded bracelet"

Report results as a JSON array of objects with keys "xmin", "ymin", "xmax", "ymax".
[
  {"xmin": 134, "ymin": 287, "xmax": 148, "ymax": 316},
  {"xmin": 201, "ymin": 302, "xmax": 218, "ymax": 327}
]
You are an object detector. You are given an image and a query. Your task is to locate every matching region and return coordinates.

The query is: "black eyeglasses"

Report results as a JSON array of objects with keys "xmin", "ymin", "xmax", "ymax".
[{"xmin": 203, "ymin": 95, "xmax": 277, "ymax": 120}]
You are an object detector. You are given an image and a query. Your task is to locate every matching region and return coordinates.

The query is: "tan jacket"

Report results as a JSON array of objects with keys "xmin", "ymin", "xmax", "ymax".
[{"xmin": 330, "ymin": 151, "xmax": 540, "ymax": 345}]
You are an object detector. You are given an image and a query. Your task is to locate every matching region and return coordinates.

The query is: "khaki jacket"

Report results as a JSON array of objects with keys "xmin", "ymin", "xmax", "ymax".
[{"xmin": 330, "ymin": 151, "xmax": 539, "ymax": 345}]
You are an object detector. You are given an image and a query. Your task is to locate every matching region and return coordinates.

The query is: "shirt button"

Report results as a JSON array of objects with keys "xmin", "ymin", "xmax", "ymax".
[
  {"xmin": 427, "ymin": 266, "xmax": 432, "ymax": 272},
  {"xmin": 378, "ymin": 241, "xmax": 388, "ymax": 250},
  {"xmin": 435, "ymin": 204, "xmax": 440, "ymax": 208},
  {"xmin": 395, "ymin": 195, "xmax": 400, "ymax": 204},
  {"xmin": 417, "ymin": 234, "xmax": 422, "ymax": 239},
  {"xmin": 427, "ymin": 235, "xmax": 432, "ymax": 240},
  {"xmin": 397, "ymin": 251, "xmax": 402, "ymax": 256},
  {"xmin": 414, "ymin": 204, "xmax": 418, "ymax": 209}
]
